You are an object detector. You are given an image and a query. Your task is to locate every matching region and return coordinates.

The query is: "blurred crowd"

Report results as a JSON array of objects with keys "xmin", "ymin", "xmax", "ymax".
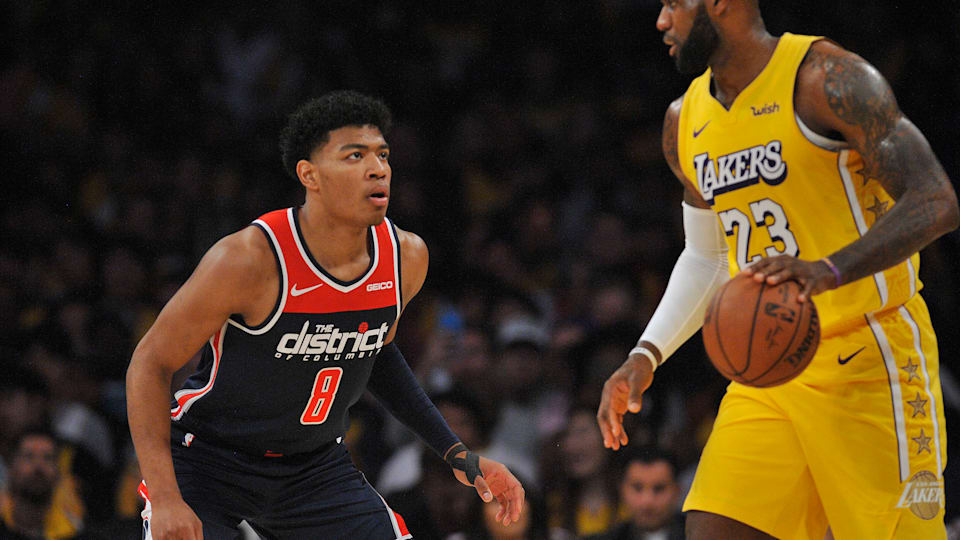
[{"xmin": 2, "ymin": 2, "xmax": 959, "ymax": 538}]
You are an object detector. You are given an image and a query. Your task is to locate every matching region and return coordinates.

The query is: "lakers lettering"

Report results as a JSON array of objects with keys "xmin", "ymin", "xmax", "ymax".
[
  {"xmin": 275, "ymin": 320, "xmax": 390, "ymax": 361},
  {"xmin": 694, "ymin": 141, "xmax": 787, "ymax": 204},
  {"xmin": 896, "ymin": 471, "xmax": 944, "ymax": 520}
]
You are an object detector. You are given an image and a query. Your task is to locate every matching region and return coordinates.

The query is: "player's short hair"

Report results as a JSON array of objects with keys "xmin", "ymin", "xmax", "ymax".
[{"xmin": 279, "ymin": 90, "xmax": 393, "ymax": 180}]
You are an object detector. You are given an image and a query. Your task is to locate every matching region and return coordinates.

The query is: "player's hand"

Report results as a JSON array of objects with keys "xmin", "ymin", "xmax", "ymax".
[
  {"xmin": 597, "ymin": 351, "xmax": 653, "ymax": 451},
  {"xmin": 452, "ymin": 454, "xmax": 525, "ymax": 525},
  {"xmin": 742, "ymin": 255, "xmax": 836, "ymax": 302},
  {"xmin": 149, "ymin": 496, "xmax": 203, "ymax": 540}
]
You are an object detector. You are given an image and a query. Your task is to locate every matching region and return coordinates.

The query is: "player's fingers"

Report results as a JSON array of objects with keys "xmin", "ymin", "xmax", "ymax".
[
  {"xmin": 473, "ymin": 475, "xmax": 493, "ymax": 502},
  {"xmin": 511, "ymin": 484, "xmax": 524, "ymax": 523},
  {"xmin": 627, "ymin": 370, "xmax": 645, "ymax": 413},
  {"xmin": 764, "ymin": 266, "xmax": 795, "ymax": 285},
  {"xmin": 797, "ymin": 276, "xmax": 818, "ymax": 303}
]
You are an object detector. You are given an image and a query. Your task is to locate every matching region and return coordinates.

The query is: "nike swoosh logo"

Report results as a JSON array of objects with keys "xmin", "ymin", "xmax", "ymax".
[
  {"xmin": 693, "ymin": 121, "xmax": 710, "ymax": 138},
  {"xmin": 838, "ymin": 346, "xmax": 866, "ymax": 365},
  {"xmin": 290, "ymin": 283, "xmax": 323, "ymax": 297}
]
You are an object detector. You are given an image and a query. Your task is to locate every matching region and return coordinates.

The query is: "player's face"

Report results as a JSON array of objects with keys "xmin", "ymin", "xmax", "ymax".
[
  {"xmin": 620, "ymin": 461, "xmax": 678, "ymax": 531},
  {"xmin": 657, "ymin": 0, "xmax": 719, "ymax": 74},
  {"xmin": 309, "ymin": 125, "xmax": 391, "ymax": 226}
]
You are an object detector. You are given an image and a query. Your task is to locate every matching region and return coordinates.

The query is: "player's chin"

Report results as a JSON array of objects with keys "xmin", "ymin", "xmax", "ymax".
[{"xmin": 365, "ymin": 208, "xmax": 388, "ymax": 226}]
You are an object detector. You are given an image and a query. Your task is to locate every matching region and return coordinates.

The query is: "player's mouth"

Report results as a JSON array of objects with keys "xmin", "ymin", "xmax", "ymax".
[
  {"xmin": 368, "ymin": 188, "xmax": 389, "ymax": 207},
  {"xmin": 664, "ymin": 36, "xmax": 678, "ymax": 57}
]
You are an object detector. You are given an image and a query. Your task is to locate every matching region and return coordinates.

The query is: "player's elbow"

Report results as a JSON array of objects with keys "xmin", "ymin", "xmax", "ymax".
[{"xmin": 937, "ymin": 183, "xmax": 960, "ymax": 234}]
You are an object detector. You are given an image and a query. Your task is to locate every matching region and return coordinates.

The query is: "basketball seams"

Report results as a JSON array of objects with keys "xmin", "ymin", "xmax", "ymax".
[
  {"xmin": 744, "ymin": 281, "xmax": 804, "ymax": 385},
  {"xmin": 742, "ymin": 279, "xmax": 767, "ymax": 376},
  {"xmin": 705, "ymin": 275, "xmax": 819, "ymax": 387}
]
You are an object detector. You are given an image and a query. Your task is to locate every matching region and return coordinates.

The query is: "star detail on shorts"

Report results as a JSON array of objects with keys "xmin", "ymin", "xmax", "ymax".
[
  {"xmin": 900, "ymin": 357, "xmax": 921, "ymax": 383},
  {"xmin": 912, "ymin": 429, "xmax": 932, "ymax": 455},
  {"xmin": 907, "ymin": 392, "xmax": 927, "ymax": 418},
  {"xmin": 852, "ymin": 166, "xmax": 871, "ymax": 186},
  {"xmin": 866, "ymin": 196, "xmax": 889, "ymax": 220}
]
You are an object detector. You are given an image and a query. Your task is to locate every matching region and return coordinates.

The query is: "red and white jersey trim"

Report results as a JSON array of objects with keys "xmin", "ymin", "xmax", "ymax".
[
  {"xmin": 171, "ymin": 322, "xmax": 227, "ymax": 420},
  {"xmin": 227, "ymin": 217, "xmax": 289, "ymax": 335},
  {"xmin": 288, "ymin": 208, "xmax": 381, "ymax": 293}
]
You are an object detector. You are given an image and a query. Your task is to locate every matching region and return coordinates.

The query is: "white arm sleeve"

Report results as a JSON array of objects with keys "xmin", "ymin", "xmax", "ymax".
[{"xmin": 632, "ymin": 202, "xmax": 730, "ymax": 369}]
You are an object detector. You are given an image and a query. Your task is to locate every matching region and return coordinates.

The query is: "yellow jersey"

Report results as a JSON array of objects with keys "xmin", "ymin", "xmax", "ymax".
[{"xmin": 678, "ymin": 33, "xmax": 921, "ymax": 336}]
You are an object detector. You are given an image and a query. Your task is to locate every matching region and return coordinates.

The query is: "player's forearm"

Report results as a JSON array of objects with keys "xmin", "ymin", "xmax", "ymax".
[
  {"xmin": 828, "ymin": 183, "xmax": 958, "ymax": 286},
  {"xmin": 368, "ymin": 343, "xmax": 460, "ymax": 457},
  {"xmin": 126, "ymin": 352, "xmax": 182, "ymax": 503}
]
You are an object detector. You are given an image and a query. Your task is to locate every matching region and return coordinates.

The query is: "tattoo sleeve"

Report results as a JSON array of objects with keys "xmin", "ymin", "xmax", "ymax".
[{"xmin": 813, "ymin": 49, "xmax": 958, "ymax": 284}]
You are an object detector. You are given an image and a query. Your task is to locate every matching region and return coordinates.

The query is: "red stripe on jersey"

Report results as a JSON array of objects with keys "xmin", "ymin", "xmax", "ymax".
[
  {"xmin": 171, "ymin": 325, "xmax": 224, "ymax": 419},
  {"xmin": 394, "ymin": 510, "xmax": 410, "ymax": 536},
  {"xmin": 138, "ymin": 480, "xmax": 149, "ymax": 502},
  {"xmin": 255, "ymin": 208, "xmax": 401, "ymax": 316}
]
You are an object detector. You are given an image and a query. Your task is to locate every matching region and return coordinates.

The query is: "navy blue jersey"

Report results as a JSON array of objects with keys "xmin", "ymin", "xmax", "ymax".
[{"xmin": 170, "ymin": 207, "xmax": 402, "ymax": 455}]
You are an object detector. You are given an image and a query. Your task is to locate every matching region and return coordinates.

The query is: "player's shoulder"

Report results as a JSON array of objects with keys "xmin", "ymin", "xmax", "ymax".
[
  {"xmin": 664, "ymin": 95, "xmax": 685, "ymax": 124},
  {"xmin": 797, "ymin": 38, "xmax": 896, "ymax": 132},
  {"xmin": 798, "ymin": 39, "xmax": 887, "ymax": 99},
  {"xmin": 203, "ymin": 225, "xmax": 275, "ymax": 282},
  {"xmin": 391, "ymin": 224, "xmax": 429, "ymax": 298},
  {"xmin": 393, "ymin": 225, "xmax": 428, "ymax": 261}
]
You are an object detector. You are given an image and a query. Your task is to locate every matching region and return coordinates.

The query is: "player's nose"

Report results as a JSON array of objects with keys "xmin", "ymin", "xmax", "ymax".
[
  {"xmin": 656, "ymin": 6, "xmax": 671, "ymax": 31},
  {"xmin": 367, "ymin": 157, "xmax": 389, "ymax": 179}
]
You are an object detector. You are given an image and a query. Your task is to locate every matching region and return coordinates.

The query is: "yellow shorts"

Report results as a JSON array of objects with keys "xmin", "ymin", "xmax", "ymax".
[{"xmin": 683, "ymin": 294, "xmax": 947, "ymax": 540}]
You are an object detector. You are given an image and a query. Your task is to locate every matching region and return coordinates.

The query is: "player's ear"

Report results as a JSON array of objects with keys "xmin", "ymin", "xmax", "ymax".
[
  {"xmin": 296, "ymin": 159, "xmax": 319, "ymax": 191},
  {"xmin": 711, "ymin": 0, "xmax": 730, "ymax": 15}
]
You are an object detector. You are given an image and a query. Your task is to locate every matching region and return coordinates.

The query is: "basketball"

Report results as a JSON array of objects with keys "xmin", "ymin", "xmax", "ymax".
[{"xmin": 702, "ymin": 273, "xmax": 820, "ymax": 387}]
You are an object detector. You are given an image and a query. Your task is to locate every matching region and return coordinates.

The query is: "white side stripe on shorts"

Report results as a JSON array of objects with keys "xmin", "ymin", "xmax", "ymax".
[
  {"xmin": 899, "ymin": 305, "xmax": 943, "ymax": 477},
  {"xmin": 867, "ymin": 313, "xmax": 910, "ymax": 483}
]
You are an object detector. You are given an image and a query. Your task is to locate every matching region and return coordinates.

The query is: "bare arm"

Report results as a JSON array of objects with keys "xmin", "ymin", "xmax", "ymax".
[
  {"xmin": 797, "ymin": 42, "xmax": 958, "ymax": 283},
  {"xmin": 126, "ymin": 227, "xmax": 275, "ymax": 539}
]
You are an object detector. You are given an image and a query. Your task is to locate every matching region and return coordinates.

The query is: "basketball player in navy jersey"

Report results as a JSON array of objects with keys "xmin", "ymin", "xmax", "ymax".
[{"xmin": 127, "ymin": 91, "xmax": 524, "ymax": 539}]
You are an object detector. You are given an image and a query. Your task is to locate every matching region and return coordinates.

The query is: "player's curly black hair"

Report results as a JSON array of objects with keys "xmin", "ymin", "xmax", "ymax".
[{"xmin": 279, "ymin": 90, "xmax": 393, "ymax": 180}]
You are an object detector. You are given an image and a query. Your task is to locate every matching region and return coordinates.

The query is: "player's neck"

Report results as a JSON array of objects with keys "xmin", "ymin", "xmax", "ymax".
[
  {"xmin": 709, "ymin": 29, "xmax": 778, "ymax": 108},
  {"xmin": 297, "ymin": 202, "xmax": 372, "ymax": 272}
]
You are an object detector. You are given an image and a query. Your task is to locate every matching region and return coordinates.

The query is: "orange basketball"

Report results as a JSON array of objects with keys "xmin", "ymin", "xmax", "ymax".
[{"xmin": 702, "ymin": 273, "xmax": 820, "ymax": 387}]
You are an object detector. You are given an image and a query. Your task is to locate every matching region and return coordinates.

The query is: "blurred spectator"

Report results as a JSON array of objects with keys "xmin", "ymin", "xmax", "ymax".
[
  {"xmin": 485, "ymin": 315, "xmax": 569, "ymax": 484},
  {"xmin": 584, "ymin": 446, "xmax": 684, "ymax": 540},
  {"xmin": 542, "ymin": 408, "xmax": 619, "ymax": 538},
  {"xmin": 465, "ymin": 475, "xmax": 554, "ymax": 540},
  {"xmin": 0, "ymin": 429, "xmax": 85, "ymax": 540}
]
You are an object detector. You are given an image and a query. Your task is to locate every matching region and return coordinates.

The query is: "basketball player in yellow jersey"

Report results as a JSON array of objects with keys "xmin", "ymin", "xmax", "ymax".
[{"xmin": 597, "ymin": 1, "xmax": 959, "ymax": 539}]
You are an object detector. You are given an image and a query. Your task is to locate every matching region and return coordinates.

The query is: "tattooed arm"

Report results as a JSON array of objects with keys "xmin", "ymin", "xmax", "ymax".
[{"xmin": 748, "ymin": 39, "xmax": 958, "ymax": 298}]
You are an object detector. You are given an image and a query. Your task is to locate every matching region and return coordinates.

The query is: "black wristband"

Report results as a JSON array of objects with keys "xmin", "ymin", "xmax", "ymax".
[{"xmin": 444, "ymin": 442, "xmax": 484, "ymax": 485}]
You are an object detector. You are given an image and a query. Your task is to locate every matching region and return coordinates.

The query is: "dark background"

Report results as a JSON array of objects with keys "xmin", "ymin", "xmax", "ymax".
[{"xmin": 2, "ymin": 0, "xmax": 958, "ymax": 534}]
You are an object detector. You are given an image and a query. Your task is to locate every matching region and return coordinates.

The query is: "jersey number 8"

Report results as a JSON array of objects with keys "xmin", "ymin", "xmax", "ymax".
[{"xmin": 300, "ymin": 367, "xmax": 343, "ymax": 425}]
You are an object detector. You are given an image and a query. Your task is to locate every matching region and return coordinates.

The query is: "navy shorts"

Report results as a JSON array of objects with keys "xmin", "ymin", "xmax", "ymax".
[{"xmin": 141, "ymin": 427, "xmax": 412, "ymax": 539}]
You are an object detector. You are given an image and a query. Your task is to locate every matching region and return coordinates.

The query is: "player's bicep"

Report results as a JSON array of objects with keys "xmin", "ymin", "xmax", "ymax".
[{"xmin": 809, "ymin": 45, "xmax": 942, "ymax": 200}]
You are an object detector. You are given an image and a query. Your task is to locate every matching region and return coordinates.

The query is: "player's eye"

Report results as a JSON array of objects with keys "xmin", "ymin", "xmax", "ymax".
[
  {"xmin": 349, "ymin": 151, "xmax": 363, "ymax": 159},
  {"xmin": 379, "ymin": 151, "xmax": 389, "ymax": 160}
]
